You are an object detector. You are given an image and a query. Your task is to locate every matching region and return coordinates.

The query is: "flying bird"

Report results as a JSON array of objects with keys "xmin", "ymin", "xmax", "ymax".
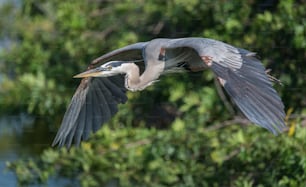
[{"xmin": 52, "ymin": 37, "xmax": 286, "ymax": 147}]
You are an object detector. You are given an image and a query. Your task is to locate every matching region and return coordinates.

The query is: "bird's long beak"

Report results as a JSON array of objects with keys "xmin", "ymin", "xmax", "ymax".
[{"xmin": 73, "ymin": 67, "xmax": 106, "ymax": 78}]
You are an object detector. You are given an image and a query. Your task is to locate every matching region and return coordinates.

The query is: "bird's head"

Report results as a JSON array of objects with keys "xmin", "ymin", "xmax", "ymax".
[{"xmin": 73, "ymin": 61, "xmax": 128, "ymax": 78}]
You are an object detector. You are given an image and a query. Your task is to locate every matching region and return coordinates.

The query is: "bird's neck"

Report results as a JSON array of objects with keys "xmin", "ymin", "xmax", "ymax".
[{"xmin": 124, "ymin": 63, "xmax": 163, "ymax": 92}]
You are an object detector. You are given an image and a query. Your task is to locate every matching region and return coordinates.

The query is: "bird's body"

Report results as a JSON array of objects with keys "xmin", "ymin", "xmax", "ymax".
[{"xmin": 53, "ymin": 37, "xmax": 287, "ymax": 147}]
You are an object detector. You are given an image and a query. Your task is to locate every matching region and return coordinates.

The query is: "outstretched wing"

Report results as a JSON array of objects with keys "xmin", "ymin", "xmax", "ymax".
[
  {"xmin": 163, "ymin": 37, "xmax": 287, "ymax": 134},
  {"xmin": 53, "ymin": 42, "xmax": 148, "ymax": 147},
  {"xmin": 52, "ymin": 76, "xmax": 127, "ymax": 147},
  {"xmin": 90, "ymin": 42, "xmax": 148, "ymax": 67}
]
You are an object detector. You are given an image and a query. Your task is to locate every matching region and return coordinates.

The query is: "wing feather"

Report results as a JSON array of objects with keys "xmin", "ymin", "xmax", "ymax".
[
  {"xmin": 53, "ymin": 41, "xmax": 147, "ymax": 147},
  {"xmin": 90, "ymin": 42, "xmax": 147, "ymax": 67},
  {"xmin": 92, "ymin": 85, "xmax": 104, "ymax": 132},
  {"xmin": 95, "ymin": 79, "xmax": 118, "ymax": 117},
  {"xmin": 94, "ymin": 80, "xmax": 112, "ymax": 120},
  {"xmin": 164, "ymin": 37, "xmax": 244, "ymax": 69},
  {"xmin": 83, "ymin": 88, "xmax": 93, "ymax": 140},
  {"xmin": 52, "ymin": 75, "xmax": 127, "ymax": 147},
  {"xmin": 74, "ymin": 97, "xmax": 87, "ymax": 146},
  {"xmin": 214, "ymin": 60, "xmax": 286, "ymax": 134},
  {"xmin": 53, "ymin": 83, "xmax": 87, "ymax": 147},
  {"xmin": 162, "ymin": 38, "xmax": 286, "ymax": 134}
]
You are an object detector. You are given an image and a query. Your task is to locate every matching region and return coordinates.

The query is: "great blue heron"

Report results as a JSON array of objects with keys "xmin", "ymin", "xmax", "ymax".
[{"xmin": 53, "ymin": 37, "xmax": 286, "ymax": 147}]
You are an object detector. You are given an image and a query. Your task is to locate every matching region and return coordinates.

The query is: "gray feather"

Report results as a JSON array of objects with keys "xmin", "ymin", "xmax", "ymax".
[
  {"xmin": 52, "ymin": 75, "xmax": 127, "ymax": 147},
  {"xmin": 91, "ymin": 42, "xmax": 148, "ymax": 67}
]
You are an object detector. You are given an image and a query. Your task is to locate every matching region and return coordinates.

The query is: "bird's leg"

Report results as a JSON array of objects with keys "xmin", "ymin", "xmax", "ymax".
[{"xmin": 201, "ymin": 55, "xmax": 213, "ymax": 67}]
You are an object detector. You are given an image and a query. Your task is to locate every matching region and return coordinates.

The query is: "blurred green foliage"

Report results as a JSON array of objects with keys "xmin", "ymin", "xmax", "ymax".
[
  {"xmin": 1, "ymin": 0, "xmax": 305, "ymax": 186},
  {"xmin": 7, "ymin": 124, "xmax": 306, "ymax": 186}
]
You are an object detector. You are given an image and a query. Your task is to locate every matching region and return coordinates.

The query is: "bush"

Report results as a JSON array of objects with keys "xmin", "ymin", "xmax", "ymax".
[{"xmin": 7, "ymin": 121, "xmax": 306, "ymax": 187}]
